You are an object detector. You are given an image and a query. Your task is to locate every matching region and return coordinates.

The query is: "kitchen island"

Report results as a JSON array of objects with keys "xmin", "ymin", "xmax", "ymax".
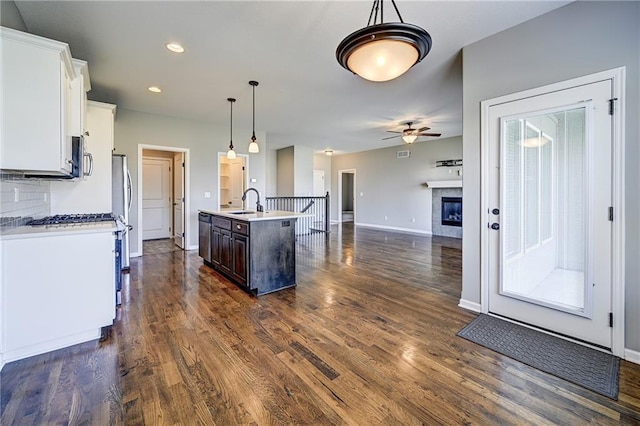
[{"xmin": 198, "ymin": 209, "xmax": 306, "ymax": 295}]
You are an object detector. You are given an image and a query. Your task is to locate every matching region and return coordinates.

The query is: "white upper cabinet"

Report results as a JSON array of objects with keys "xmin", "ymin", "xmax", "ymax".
[
  {"xmin": 70, "ymin": 59, "xmax": 91, "ymax": 137},
  {"xmin": 0, "ymin": 27, "xmax": 78, "ymax": 175},
  {"xmin": 51, "ymin": 101, "xmax": 116, "ymax": 214}
]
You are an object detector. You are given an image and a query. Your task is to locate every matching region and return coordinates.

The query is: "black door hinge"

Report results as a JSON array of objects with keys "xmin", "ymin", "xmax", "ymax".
[
  {"xmin": 609, "ymin": 98, "xmax": 618, "ymax": 115},
  {"xmin": 182, "ymin": 162, "xmax": 185, "ymax": 167},
  {"xmin": 609, "ymin": 312, "xmax": 613, "ymax": 327},
  {"xmin": 608, "ymin": 206, "xmax": 614, "ymax": 221}
]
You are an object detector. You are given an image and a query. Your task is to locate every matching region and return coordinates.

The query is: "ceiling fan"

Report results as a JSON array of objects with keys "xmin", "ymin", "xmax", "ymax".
[{"xmin": 383, "ymin": 121, "xmax": 441, "ymax": 143}]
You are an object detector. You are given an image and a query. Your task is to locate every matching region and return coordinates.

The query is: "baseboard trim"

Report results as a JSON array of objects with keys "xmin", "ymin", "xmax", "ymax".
[
  {"xmin": 1, "ymin": 329, "xmax": 101, "ymax": 368},
  {"xmin": 624, "ymin": 348, "xmax": 640, "ymax": 364},
  {"xmin": 356, "ymin": 222, "xmax": 432, "ymax": 236},
  {"xmin": 458, "ymin": 298, "xmax": 481, "ymax": 313}
]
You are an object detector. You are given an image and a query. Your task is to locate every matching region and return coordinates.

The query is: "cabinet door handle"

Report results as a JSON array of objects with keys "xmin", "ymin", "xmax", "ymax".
[
  {"xmin": 236, "ymin": 224, "xmax": 241, "ymax": 230},
  {"xmin": 84, "ymin": 152, "xmax": 94, "ymax": 176}
]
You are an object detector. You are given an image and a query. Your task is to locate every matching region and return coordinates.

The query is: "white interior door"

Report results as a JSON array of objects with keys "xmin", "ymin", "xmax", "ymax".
[
  {"xmin": 486, "ymin": 79, "xmax": 613, "ymax": 348},
  {"xmin": 173, "ymin": 153, "xmax": 184, "ymax": 249},
  {"xmin": 142, "ymin": 157, "xmax": 172, "ymax": 240},
  {"xmin": 229, "ymin": 157, "xmax": 246, "ymax": 209}
]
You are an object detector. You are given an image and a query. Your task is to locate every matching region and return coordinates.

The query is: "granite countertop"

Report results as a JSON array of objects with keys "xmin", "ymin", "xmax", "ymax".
[
  {"xmin": 0, "ymin": 221, "xmax": 117, "ymax": 240},
  {"xmin": 199, "ymin": 209, "xmax": 310, "ymax": 222}
]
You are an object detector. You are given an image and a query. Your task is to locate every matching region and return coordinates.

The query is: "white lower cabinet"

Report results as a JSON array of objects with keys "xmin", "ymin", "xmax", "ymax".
[{"xmin": 0, "ymin": 230, "xmax": 115, "ymax": 368}]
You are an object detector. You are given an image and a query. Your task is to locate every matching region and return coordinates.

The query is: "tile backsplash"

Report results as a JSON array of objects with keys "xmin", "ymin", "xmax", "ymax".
[{"xmin": 0, "ymin": 174, "xmax": 50, "ymax": 230}]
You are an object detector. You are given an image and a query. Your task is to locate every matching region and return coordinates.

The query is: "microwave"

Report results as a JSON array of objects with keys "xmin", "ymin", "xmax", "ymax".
[{"xmin": 25, "ymin": 136, "xmax": 93, "ymax": 180}]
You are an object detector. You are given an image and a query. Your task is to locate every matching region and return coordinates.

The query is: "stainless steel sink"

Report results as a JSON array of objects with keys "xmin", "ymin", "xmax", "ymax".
[{"xmin": 229, "ymin": 211, "xmax": 255, "ymax": 215}]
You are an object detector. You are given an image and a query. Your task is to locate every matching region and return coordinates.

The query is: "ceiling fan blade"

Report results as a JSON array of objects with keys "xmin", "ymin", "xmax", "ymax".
[
  {"xmin": 386, "ymin": 130, "xmax": 402, "ymax": 134},
  {"xmin": 417, "ymin": 126, "xmax": 431, "ymax": 132},
  {"xmin": 382, "ymin": 134, "xmax": 402, "ymax": 140},
  {"xmin": 418, "ymin": 132, "xmax": 442, "ymax": 137}
]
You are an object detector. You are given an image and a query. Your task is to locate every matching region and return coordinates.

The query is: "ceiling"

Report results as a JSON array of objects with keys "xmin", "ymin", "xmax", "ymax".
[{"xmin": 14, "ymin": 1, "xmax": 570, "ymax": 155}]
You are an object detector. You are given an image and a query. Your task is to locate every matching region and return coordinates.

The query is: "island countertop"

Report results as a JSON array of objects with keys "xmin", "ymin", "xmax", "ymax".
[{"xmin": 198, "ymin": 209, "xmax": 310, "ymax": 222}]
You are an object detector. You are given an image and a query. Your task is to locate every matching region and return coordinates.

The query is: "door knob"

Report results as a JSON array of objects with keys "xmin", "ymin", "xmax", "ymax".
[{"xmin": 490, "ymin": 223, "xmax": 500, "ymax": 230}]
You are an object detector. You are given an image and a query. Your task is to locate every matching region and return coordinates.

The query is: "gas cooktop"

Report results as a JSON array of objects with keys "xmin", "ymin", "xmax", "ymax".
[{"xmin": 27, "ymin": 213, "xmax": 115, "ymax": 226}]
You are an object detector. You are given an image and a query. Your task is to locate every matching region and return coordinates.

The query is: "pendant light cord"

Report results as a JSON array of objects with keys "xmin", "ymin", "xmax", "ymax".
[
  {"xmin": 229, "ymin": 98, "xmax": 234, "ymax": 149},
  {"xmin": 252, "ymin": 84, "xmax": 256, "ymax": 139}
]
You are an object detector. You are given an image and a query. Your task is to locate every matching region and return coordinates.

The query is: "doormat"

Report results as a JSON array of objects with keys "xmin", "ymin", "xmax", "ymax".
[{"xmin": 457, "ymin": 314, "xmax": 619, "ymax": 399}]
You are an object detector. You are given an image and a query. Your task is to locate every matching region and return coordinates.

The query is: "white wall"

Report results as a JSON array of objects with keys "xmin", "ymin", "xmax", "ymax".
[
  {"xmin": 330, "ymin": 137, "xmax": 462, "ymax": 233},
  {"xmin": 313, "ymin": 153, "xmax": 332, "ymax": 197},
  {"xmin": 265, "ymin": 148, "xmax": 278, "ymax": 196},
  {"xmin": 462, "ymin": 1, "xmax": 639, "ymax": 351},
  {"xmin": 293, "ymin": 145, "xmax": 314, "ymax": 196},
  {"xmin": 114, "ymin": 108, "xmax": 266, "ymax": 254}
]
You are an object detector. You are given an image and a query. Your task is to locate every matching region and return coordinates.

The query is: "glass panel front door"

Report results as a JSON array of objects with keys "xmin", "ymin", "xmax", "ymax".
[{"xmin": 501, "ymin": 107, "xmax": 588, "ymax": 314}]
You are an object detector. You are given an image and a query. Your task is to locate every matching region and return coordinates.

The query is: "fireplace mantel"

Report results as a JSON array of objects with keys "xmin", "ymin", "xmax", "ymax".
[{"xmin": 425, "ymin": 180, "xmax": 462, "ymax": 188}]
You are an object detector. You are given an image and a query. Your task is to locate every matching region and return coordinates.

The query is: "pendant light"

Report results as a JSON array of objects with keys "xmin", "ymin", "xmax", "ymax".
[
  {"xmin": 226, "ymin": 98, "xmax": 237, "ymax": 160},
  {"xmin": 248, "ymin": 80, "xmax": 260, "ymax": 154},
  {"xmin": 336, "ymin": 0, "xmax": 432, "ymax": 82}
]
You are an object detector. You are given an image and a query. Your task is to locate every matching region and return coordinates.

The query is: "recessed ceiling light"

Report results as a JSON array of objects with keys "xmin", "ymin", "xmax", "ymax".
[
  {"xmin": 148, "ymin": 86, "xmax": 162, "ymax": 93},
  {"xmin": 166, "ymin": 43, "xmax": 184, "ymax": 53}
]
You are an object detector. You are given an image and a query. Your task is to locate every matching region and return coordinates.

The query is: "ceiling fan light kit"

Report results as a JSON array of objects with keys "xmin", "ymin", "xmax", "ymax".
[
  {"xmin": 383, "ymin": 121, "xmax": 442, "ymax": 143},
  {"xmin": 226, "ymin": 97, "xmax": 237, "ymax": 160},
  {"xmin": 248, "ymin": 80, "xmax": 260, "ymax": 154},
  {"xmin": 402, "ymin": 134, "xmax": 418, "ymax": 144},
  {"xmin": 336, "ymin": 0, "xmax": 432, "ymax": 82}
]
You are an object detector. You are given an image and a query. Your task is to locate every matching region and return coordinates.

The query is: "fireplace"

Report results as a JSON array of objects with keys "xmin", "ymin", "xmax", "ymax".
[{"xmin": 441, "ymin": 197, "xmax": 462, "ymax": 227}]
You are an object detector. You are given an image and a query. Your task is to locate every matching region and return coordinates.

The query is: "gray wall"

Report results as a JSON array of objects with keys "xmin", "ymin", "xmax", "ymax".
[
  {"xmin": 276, "ymin": 145, "xmax": 315, "ymax": 196},
  {"xmin": 276, "ymin": 146, "xmax": 294, "ymax": 196},
  {"xmin": 330, "ymin": 136, "xmax": 462, "ymax": 232},
  {"xmin": 0, "ymin": 1, "xmax": 27, "ymax": 31},
  {"xmin": 114, "ymin": 108, "xmax": 266, "ymax": 255},
  {"xmin": 462, "ymin": 1, "xmax": 639, "ymax": 351}
]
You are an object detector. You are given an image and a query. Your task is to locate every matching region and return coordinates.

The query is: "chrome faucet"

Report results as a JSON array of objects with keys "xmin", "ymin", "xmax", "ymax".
[{"xmin": 241, "ymin": 187, "xmax": 264, "ymax": 212}]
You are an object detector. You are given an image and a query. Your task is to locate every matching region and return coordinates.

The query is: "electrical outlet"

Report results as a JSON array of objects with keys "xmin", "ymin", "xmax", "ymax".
[
  {"xmin": 43, "ymin": 193, "xmax": 47, "ymax": 202},
  {"xmin": 384, "ymin": 215, "xmax": 388, "ymax": 221},
  {"xmin": 411, "ymin": 217, "xmax": 416, "ymax": 223},
  {"xmin": 14, "ymin": 188, "xmax": 19, "ymax": 203},
  {"xmin": 204, "ymin": 192, "xmax": 211, "ymax": 198}
]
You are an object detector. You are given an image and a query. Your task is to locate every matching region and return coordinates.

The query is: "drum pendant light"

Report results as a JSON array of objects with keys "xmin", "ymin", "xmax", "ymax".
[
  {"xmin": 248, "ymin": 80, "xmax": 260, "ymax": 154},
  {"xmin": 226, "ymin": 98, "xmax": 237, "ymax": 160},
  {"xmin": 336, "ymin": 0, "xmax": 432, "ymax": 82}
]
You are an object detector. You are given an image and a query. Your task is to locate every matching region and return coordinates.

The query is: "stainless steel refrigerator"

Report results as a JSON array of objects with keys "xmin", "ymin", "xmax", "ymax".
[{"xmin": 112, "ymin": 154, "xmax": 132, "ymax": 270}]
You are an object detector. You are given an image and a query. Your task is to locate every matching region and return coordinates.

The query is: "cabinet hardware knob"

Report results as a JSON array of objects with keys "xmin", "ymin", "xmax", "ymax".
[
  {"xmin": 492, "ymin": 208, "xmax": 500, "ymax": 215},
  {"xmin": 490, "ymin": 223, "xmax": 500, "ymax": 230}
]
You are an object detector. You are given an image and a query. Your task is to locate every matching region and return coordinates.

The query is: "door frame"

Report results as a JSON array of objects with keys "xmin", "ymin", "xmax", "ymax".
[
  {"xmin": 173, "ymin": 152, "xmax": 185, "ymax": 249},
  {"xmin": 137, "ymin": 144, "xmax": 191, "ymax": 256},
  {"xmin": 217, "ymin": 152, "xmax": 249, "ymax": 210},
  {"xmin": 337, "ymin": 169, "xmax": 356, "ymax": 224},
  {"xmin": 479, "ymin": 67, "xmax": 625, "ymax": 356}
]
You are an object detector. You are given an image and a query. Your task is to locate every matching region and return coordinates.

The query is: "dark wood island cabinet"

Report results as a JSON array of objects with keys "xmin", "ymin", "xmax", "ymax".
[{"xmin": 199, "ymin": 210, "xmax": 304, "ymax": 295}]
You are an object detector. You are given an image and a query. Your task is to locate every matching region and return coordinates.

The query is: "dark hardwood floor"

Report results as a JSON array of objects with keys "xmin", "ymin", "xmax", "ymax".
[{"xmin": 2, "ymin": 223, "xmax": 639, "ymax": 424}]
